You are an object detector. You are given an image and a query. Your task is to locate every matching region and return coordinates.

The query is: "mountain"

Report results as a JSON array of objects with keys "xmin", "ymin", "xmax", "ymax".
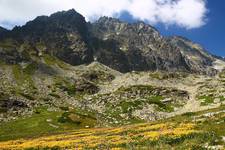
[
  {"xmin": 0, "ymin": 9, "xmax": 219, "ymax": 75},
  {"xmin": 168, "ymin": 36, "xmax": 216, "ymax": 74},
  {"xmin": 0, "ymin": 9, "xmax": 225, "ymax": 149},
  {"xmin": 0, "ymin": 26, "xmax": 8, "ymax": 39},
  {"xmin": 0, "ymin": 26, "xmax": 7, "ymax": 33},
  {"xmin": 1, "ymin": 9, "xmax": 93, "ymax": 65},
  {"xmin": 90, "ymin": 17, "xmax": 217, "ymax": 74},
  {"xmin": 90, "ymin": 17, "xmax": 189, "ymax": 73}
]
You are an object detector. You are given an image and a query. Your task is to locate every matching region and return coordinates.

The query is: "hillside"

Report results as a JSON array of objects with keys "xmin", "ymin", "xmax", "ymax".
[
  {"xmin": 0, "ymin": 9, "xmax": 225, "ymax": 150},
  {"xmin": 0, "ymin": 106, "xmax": 225, "ymax": 149},
  {"xmin": 0, "ymin": 27, "xmax": 7, "ymax": 33},
  {"xmin": 0, "ymin": 9, "xmax": 218, "ymax": 74}
]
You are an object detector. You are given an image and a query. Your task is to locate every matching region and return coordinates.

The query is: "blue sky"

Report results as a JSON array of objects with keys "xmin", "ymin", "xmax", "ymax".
[
  {"xmin": 0, "ymin": 0, "xmax": 224, "ymax": 56},
  {"xmin": 119, "ymin": 0, "xmax": 225, "ymax": 57},
  {"xmin": 156, "ymin": 0, "xmax": 225, "ymax": 57}
]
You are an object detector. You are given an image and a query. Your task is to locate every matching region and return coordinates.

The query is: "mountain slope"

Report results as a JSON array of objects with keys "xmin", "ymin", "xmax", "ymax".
[
  {"xmin": 90, "ymin": 17, "xmax": 189, "ymax": 73},
  {"xmin": 1, "ymin": 9, "xmax": 93, "ymax": 65},
  {"xmin": 0, "ymin": 9, "xmax": 225, "ymax": 149},
  {"xmin": 0, "ymin": 9, "xmax": 220, "ymax": 74},
  {"xmin": 0, "ymin": 26, "xmax": 7, "ymax": 33},
  {"xmin": 1, "ymin": 105, "xmax": 224, "ymax": 149},
  {"xmin": 0, "ymin": 9, "xmax": 224, "ymax": 123},
  {"xmin": 168, "ymin": 36, "xmax": 216, "ymax": 75}
]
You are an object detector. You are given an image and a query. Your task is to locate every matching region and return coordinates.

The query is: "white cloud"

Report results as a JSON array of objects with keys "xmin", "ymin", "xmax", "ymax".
[{"xmin": 0, "ymin": 0, "xmax": 208, "ymax": 29}]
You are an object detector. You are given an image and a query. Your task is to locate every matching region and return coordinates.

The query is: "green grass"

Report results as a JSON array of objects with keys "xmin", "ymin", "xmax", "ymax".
[
  {"xmin": 147, "ymin": 96, "xmax": 174, "ymax": 112},
  {"xmin": 57, "ymin": 108, "xmax": 97, "ymax": 126},
  {"xmin": 12, "ymin": 63, "xmax": 37, "ymax": 87},
  {"xmin": 43, "ymin": 54, "xmax": 70, "ymax": 70},
  {"xmin": 12, "ymin": 65, "xmax": 24, "ymax": 84},
  {"xmin": 19, "ymin": 92, "xmax": 35, "ymax": 100},
  {"xmin": 219, "ymin": 71, "xmax": 225, "ymax": 78},
  {"xmin": 12, "ymin": 64, "xmax": 38, "ymax": 99},
  {"xmin": 0, "ymin": 107, "xmax": 62, "ymax": 141},
  {"xmin": 218, "ymin": 96, "xmax": 225, "ymax": 102},
  {"xmin": 148, "ymin": 72, "xmax": 188, "ymax": 80},
  {"xmin": 116, "ymin": 85, "xmax": 153, "ymax": 94},
  {"xmin": 1, "ymin": 104, "xmax": 225, "ymax": 149},
  {"xmin": 119, "ymin": 101, "xmax": 143, "ymax": 113},
  {"xmin": 23, "ymin": 63, "xmax": 38, "ymax": 75},
  {"xmin": 53, "ymin": 77, "xmax": 76, "ymax": 96},
  {"xmin": 102, "ymin": 95, "xmax": 173, "ymax": 125},
  {"xmin": 82, "ymin": 70, "xmax": 115, "ymax": 83},
  {"xmin": 153, "ymin": 105, "xmax": 225, "ymax": 149},
  {"xmin": 0, "ymin": 39, "xmax": 17, "ymax": 49},
  {"xmin": 48, "ymin": 93, "xmax": 61, "ymax": 98},
  {"xmin": 90, "ymin": 85, "xmax": 182, "ymax": 124},
  {"xmin": 121, "ymin": 132, "xmax": 215, "ymax": 150},
  {"xmin": 100, "ymin": 100, "xmax": 145, "ymax": 125},
  {"xmin": 198, "ymin": 95, "xmax": 214, "ymax": 106},
  {"xmin": 0, "ymin": 107, "xmax": 98, "ymax": 141}
]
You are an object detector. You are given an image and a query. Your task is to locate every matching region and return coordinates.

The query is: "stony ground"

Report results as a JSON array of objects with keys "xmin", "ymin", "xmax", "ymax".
[{"xmin": 0, "ymin": 58, "xmax": 225, "ymax": 149}]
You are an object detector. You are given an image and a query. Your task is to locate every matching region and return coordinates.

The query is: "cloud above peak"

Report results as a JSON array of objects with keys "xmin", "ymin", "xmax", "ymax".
[{"xmin": 0, "ymin": 0, "xmax": 208, "ymax": 29}]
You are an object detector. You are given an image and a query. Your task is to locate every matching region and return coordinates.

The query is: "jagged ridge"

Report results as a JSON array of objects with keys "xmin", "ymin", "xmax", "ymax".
[{"xmin": 0, "ymin": 9, "xmax": 220, "ymax": 74}]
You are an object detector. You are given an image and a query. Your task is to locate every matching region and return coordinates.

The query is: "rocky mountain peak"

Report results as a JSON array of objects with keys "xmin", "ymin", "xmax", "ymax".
[
  {"xmin": 0, "ymin": 26, "xmax": 8, "ymax": 38},
  {"xmin": 0, "ymin": 9, "xmax": 92, "ymax": 66},
  {"xmin": 97, "ymin": 16, "xmax": 121, "ymax": 24},
  {"xmin": 10, "ymin": 9, "xmax": 87, "ymax": 40},
  {"xmin": 168, "ymin": 35, "xmax": 215, "ymax": 61},
  {"xmin": 0, "ymin": 9, "xmax": 222, "ymax": 75},
  {"xmin": 0, "ymin": 26, "xmax": 7, "ymax": 32},
  {"xmin": 94, "ymin": 16, "xmax": 159, "ymax": 35}
]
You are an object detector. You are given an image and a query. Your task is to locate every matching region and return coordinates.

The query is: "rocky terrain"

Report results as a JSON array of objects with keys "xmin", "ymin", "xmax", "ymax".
[
  {"xmin": 0, "ymin": 27, "xmax": 7, "ymax": 34},
  {"xmin": 0, "ymin": 9, "xmax": 225, "ymax": 149},
  {"xmin": 0, "ymin": 9, "xmax": 219, "ymax": 74}
]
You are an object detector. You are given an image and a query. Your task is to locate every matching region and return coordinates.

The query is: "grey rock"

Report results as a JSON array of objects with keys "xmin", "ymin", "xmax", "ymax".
[{"xmin": 0, "ymin": 10, "xmax": 222, "ymax": 75}]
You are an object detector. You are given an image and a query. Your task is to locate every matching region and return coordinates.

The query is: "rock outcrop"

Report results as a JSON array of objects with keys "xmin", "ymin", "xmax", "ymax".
[
  {"xmin": 90, "ymin": 17, "xmax": 190, "ymax": 72},
  {"xmin": 168, "ymin": 36, "xmax": 216, "ymax": 74},
  {"xmin": 1, "ymin": 9, "xmax": 93, "ymax": 65},
  {"xmin": 0, "ymin": 26, "xmax": 7, "ymax": 34},
  {"xmin": 0, "ymin": 9, "xmax": 221, "ymax": 74}
]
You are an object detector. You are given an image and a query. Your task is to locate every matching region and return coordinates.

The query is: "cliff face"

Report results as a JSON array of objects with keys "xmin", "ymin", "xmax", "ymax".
[
  {"xmin": 0, "ymin": 26, "xmax": 8, "ymax": 39},
  {"xmin": 90, "ymin": 17, "xmax": 190, "ymax": 72},
  {"xmin": 168, "ymin": 36, "xmax": 216, "ymax": 74},
  {"xmin": 1, "ymin": 9, "xmax": 93, "ymax": 65},
  {"xmin": 0, "ymin": 26, "xmax": 7, "ymax": 33},
  {"xmin": 0, "ymin": 9, "xmax": 219, "ymax": 74}
]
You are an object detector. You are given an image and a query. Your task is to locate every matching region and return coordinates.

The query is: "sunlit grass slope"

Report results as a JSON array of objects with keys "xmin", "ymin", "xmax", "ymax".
[{"xmin": 0, "ymin": 105, "xmax": 224, "ymax": 150}]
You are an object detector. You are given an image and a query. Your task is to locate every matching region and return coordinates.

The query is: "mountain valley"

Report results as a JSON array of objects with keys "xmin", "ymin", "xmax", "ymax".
[{"xmin": 0, "ymin": 9, "xmax": 225, "ymax": 150}]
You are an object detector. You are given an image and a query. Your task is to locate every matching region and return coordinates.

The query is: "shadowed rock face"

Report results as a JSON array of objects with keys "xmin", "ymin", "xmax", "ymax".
[
  {"xmin": 75, "ymin": 78, "xmax": 99, "ymax": 94},
  {"xmin": 90, "ymin": 17, "xmax": 190, "ymax": 72},
  {"xmin": 0, "ymin": 27, "xmax": 8, "ymax": 39},
  {"xmin": 168, "ymin": 36, "xmax": 216, "ymax": 74},
  {"xmin": 1, "ymin": 9, "xmax": 93, "ymax": 65},
  {"xmin": 0, "ymin": 99, "xmax": 27, "ymax": 112},
  {"xmin": 0, "ymin": 10, "xmax": 219, "ymax": 74},
  {"xmin": 0, "ymin": 26, "xmax": 7, "ymax": 33}
]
